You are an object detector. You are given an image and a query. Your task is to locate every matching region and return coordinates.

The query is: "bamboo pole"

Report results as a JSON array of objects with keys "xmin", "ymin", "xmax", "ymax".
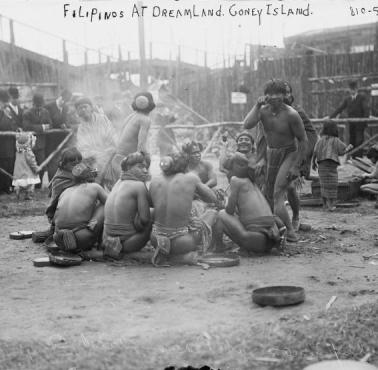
[
  {"xmin": 35, "ymin": 131, "xmax": 74, "ymax": 173},
  {"xmin": 347, "ymin": 133, "xmax": 378, "ymax": 157},
  {"xmin": 0, "ymin": 167, "xmax": 14, "ymax": 180},
  {"xmin": 202, "ymin": 127, "xmax": 222, "ymax": 157}
]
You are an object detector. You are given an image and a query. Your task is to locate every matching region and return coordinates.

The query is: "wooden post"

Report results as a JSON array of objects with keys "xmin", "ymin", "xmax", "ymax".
[
  {"xmin": 118, "ymin": 45, "xmax": 122, "ymax": 61},
  {"xmin": 138, "ymin": 1, "xmax": 148, "ymax": 88},
  {"xmin": 84, "ymin": 49, "xmax": 88, "ymax": 66},
  {"xmin": 98, "ymin": 50, "xmax": 101, "ymax": 64},
  {"xmin": 300, "ymin": 50, "xmax": 315, "ymax": 116},
  {"xmin": 127, "ymin": 51, "xmax": 131, "ymax": 80},
  {"xmin": 175, "ymin": 45, "xmax": 181, "ymax": 95},
  {"xmin": 204, "ymin": 51, "xmax": 207, "ymax": 68},
  {"xmin": 375, "ymin": 21, "xmax": 378, "ymax": 52},
  {"xmin": 9, "ymin": 19, "xmax": 15, "ymax": 45},
  {"xmin": 62, "ymin": 40, "xmax": 69, "ymax": 86}
]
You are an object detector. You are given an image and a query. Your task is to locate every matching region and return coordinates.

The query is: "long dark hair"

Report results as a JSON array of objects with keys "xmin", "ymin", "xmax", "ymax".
[{"xmin": 321, "ymin": 121, "xmax": 339, "ymax": 138}]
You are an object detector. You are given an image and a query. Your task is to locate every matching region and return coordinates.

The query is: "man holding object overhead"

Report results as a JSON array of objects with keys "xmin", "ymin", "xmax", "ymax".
[{"xmin": 243, "ymin": 79, "xmax": 308, "ymax": 243}]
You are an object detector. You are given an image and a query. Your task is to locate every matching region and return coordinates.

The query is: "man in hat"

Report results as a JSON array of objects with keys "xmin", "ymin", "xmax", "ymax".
[
  {"xmin": 23, "ymin": 93, "xmax": 53, "ymax": 185},
  {"xmin": 329, "ymin": 80, "xmax": 369, "ymax": 158},
  {"xmin": 211, "ymin": 153, "xmax": 285, "ymax": 254},
  {"xmin": 108, "ymin": 92, "xmax": 155, "ymax": 186},
  {"xmin": 102, "ymin": 152, "xmax": 152, "ymax": 259},
  {"xmin": 53, "ymin": 163, "xmax": 107, "ymax": 252},
  {"xmin": 221, "ymin": 131, "xmax": 257, "ymax": 182},
  {"xmin": 75, "ymin": 97, "xmax": 116, "ymax": 187},
  {"xmin": 7, "ymin": 86, "xmax": 23, "ymax": 130},
  {"xmin": 149, "ymin": 151, "xmax": 218, "ymax": 266},
  {"xmin": 44, "ymin": 89, "xmax": 73, "ymax": 181},
  {"xmin": 244, "ymin": 79, "xmax": 307, "ymax": 243},
  {"xmin": 183, "ymin": 140, "xmax": 217, "ymax": 188}
]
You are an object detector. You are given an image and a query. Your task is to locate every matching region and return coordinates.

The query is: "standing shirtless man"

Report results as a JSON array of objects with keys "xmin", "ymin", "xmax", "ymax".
[
  {"xmin": 149, "ymin": 152, "xmax": 218, "ymax": 266},
  {"xmin": 108, "ymin": 92, "xmax": 155, "ymax": 186},
  {"xmin": 102, "ymin": 152, "xmax": 152, "ymax": 258},
  {"xmin": 244, "ymin": 79, "xmax": 308, "ymax": 242}
]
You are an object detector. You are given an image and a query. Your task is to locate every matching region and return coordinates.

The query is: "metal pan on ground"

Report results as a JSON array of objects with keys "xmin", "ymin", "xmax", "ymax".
[
  {"xmin": 252, "ymin": 286, "xmax": 305, "ymax": 307},
  {"xmin": 49, "ymin": 253, "xmax": 82, "ymax": 267},
  {"xmin": 304, "ymin": 360, "xmax": 378, "ymax": 370},
  {"xmin": 9, "ymin": 231, "xmax": 34, "ymax": 240},
  {"xmin": 198, "ymin": 254, "xmax": 240, "ymax": 267},
  {"xmin": 33, "ymin": 257, "xmax": 52, "ymax": 267}
]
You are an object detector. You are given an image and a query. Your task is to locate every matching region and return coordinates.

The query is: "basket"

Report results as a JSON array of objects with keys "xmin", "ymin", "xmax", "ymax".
[{"xmin": 311, "ymin": 179, "xmax": 362, "ymax": 201}]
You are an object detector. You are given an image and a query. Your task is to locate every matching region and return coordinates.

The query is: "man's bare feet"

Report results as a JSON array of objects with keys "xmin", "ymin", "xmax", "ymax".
[
  {"xmin": 292, "ymin": 218, "xmax": 300, "ymax": 232},
  {"xmin": 286, "ymin": 231, "xmax": 299, "ymax": 243}
]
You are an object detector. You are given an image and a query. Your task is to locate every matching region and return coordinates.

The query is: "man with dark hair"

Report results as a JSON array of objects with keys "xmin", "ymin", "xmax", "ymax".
[
  {"xmin": 23, "ymin": 93, "xmax": 53, "ymax": 185},
  {"xmin": 53, "ymin": 163, "xmax": 107, "ymax": 253},
  {"xmin": 244, "ymin": 79, "xmax": 308, "ymax": 242},
  {"xmin": 107, "ymin": 92, "xmax": 156, "ymax": 186},
  {"xmin": 149, "ymin": 151, "xmax": 217, "ymax": 266},
  {"xmin": 211, "ymin": 153, "xmax": 285, "ymax": 254},
  {"xmin": 255, "ymin": 81, "xmax": 318, "ymax": 230},
  {"xmin": 329, "ymin": 80, "xmax": 370, "ymax": 158},
  {"xmin": 102, "ymin": 152, "xmax": 152, "ymax": 259},
  {"xmin": 7, "ymin": 86, "xmax": 23, "ymax": 129},
  {"xmin": 220, "ymin": 131, "xmax": 256, "ymax": 182},
  {"xmin": 183, "ymin": 140, "xmax": 217, "ymax": 188},
  {"xmin": 32, "ymin": 147, "xmax": 83, "ymax": 245},
  {"xmin": 75, "ymin": 97, "xmax": 116, "ymax": 187}
]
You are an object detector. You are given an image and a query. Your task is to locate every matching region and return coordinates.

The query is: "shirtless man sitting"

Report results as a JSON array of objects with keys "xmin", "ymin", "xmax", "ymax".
[
  {"xmin": 102, "ymin": 152, "xmax": 152, "ymax": 259},
  {"xmin": 149, "ymin": 151, "xmax": 218, "ymax": 266},
  {"xmin": 183, "ymin": 140, "xmax": 217, "ymax": 188},
  {"xmin": 211, "ymin": 153, "xmax": 285, "ymax": 254},
  {"xmin": 244, "ymin": 79, "xmax": 308, "ymax": 242},
  {"xmin": 53, "ymin": 163, "xmax": 107, "ymax": 252}
]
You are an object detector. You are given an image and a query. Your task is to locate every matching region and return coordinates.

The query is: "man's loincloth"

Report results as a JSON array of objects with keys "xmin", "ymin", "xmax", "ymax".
[
  {"xmin": 265, "ymin": 143, "xmax": 297, "ymax": 209},
  {"xmin": 151, "ymin": 214, "xmax": 212, "ymax": 266},
  {"xmin": 151, "ymin": 223, "xmax": 189, "ymax": 266},
  {"xmin": 54, "ymin": 220, "xmax": 97, "ymax": 252},
  {"xmin": 102, "ymin": 223, "xmax": 137, "ymax": 259},
  {"xmin": 243, "ymin": 215, "xmax": 285, "ymax": 250}
]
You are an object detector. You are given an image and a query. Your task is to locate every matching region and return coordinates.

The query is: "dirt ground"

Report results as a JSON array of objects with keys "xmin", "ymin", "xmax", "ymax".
[{"xmin": 1, "ymin": 159, "xmax": 378, "ymax": 369}]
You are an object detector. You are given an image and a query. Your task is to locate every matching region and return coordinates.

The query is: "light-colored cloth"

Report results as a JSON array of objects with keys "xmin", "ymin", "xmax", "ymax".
[
  {"xmin": 313, "ymin": 136, "xmax": 346, "ymax": 165},
  {"xmin": 12, "ymin": 150, "xmax": 40, "ymax": 187},
  {"xmin": 76, "ymin": 112, "xmax": 116, "ymax": 176},
  {"xmin": 318, "ymin": 159, "xmax": 339, "ymax": 199}
]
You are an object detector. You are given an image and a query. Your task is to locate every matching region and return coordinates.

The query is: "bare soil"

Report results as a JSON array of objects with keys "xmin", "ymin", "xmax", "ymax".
[{"xmin": 1, "ymin": 160, "xmax": 378, "ymax": 369}]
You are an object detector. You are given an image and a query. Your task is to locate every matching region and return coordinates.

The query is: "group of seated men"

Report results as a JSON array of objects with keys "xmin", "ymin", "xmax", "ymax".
[{"xmin": 44, "ymin": 132, "xmax": 286, "ymax": 266}]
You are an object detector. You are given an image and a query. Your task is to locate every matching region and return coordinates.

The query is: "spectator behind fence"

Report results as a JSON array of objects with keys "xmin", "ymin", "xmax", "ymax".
[
  {"xmin": 0, "ymin": 89, "xmax": 16, "ymax": 131},
  {"xmin": 44, "ymin": 89, "xmax": 73, "ymax": 181},
  {"xmin": 329, "ymin": 80, "xmax": 370, "ymax": 158},
  {"xmin": 7, "ymin": 86, "xmax": 23, "ymax": 130},
  {"xmin": 12, "ymin": 132, "xmax": 40, "ymax": 200},
  {"xmin": 23, "ymin": 93, "xmax": 53, "ymax": 186}
]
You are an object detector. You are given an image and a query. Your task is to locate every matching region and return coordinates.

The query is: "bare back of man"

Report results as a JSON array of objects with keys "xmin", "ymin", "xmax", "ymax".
[
  {"xmin": 150, "ymin": 172, "xmax": 217, "ymax": 256},
  {"xmin": 54, "ymin": 182, "xmax": 107, "ymax": 251},
  {"xmin": 104, "ymin": 179, "xmax": 151, "ymax": 254},
  {"xmin": 117, "ymin": 112, "xmax": 151, "ymax": 156},
  {"xmin": 211, "ymin": 159, "xmax": 284, "ymax": 254}
]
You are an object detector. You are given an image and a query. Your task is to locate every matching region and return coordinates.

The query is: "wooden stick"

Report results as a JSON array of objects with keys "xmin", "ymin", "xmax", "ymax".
[
  {"xmin": 202, "ymin": 127, "xmax": 222, "ymax": 157},
  {"xmin": 347, "ymin": 133, "xmax": 378, "ymax": 157},
  {"xmin": 0, "ymin": 167, "xmax": 14, "ymax": 180},
  {"xmin": 36, "ymin": 131, "xmax": 74, "ymax": 173}
]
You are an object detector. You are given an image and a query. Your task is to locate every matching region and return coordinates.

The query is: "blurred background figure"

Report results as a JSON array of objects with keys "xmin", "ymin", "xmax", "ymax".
[{"xmin": 7, "ymin": 86, "xmax": 23, "ymax": 130}]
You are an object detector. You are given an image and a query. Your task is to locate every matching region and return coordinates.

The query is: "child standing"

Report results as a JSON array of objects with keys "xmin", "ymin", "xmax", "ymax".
[
  {"xmin": 12, "ymin": 133, "xmax": 40, "ymax": 200},
  {"xmin": 312, "ymin": 121, "xmax": 353, "ymax": 211}
]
